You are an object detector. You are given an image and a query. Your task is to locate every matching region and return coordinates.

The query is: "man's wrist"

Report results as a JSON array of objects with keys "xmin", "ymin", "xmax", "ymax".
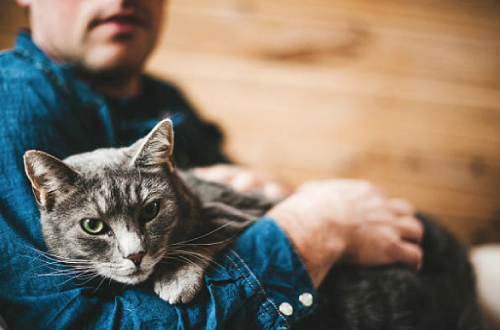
[{"xmin": 268, "ymin": 211, "xmax": 346, "ymax": 289}]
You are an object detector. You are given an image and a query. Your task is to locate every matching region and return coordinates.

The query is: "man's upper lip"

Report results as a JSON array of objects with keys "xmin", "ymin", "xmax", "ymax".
[{"xmin": 93, "ymin": 12, "xmax": 148, "ymax": 28}]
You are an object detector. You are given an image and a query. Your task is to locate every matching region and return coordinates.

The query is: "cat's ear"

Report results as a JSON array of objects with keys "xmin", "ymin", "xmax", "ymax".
[
  {"xmin": 23, "ymin": 150, "xmax": 80, "ymax": 207},
  {"xmin": 133, "ymin": 119, "xmax": 175, "ymax": 172}
]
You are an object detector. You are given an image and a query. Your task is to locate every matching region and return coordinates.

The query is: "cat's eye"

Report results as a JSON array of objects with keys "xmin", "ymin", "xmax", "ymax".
[
  {"xmin": 139, "ymin": 201, "xmax": 160, "ymax": 223},
  {"xmin": 81, "ymin": 219, "xmax": 108, "ymax": 235}
]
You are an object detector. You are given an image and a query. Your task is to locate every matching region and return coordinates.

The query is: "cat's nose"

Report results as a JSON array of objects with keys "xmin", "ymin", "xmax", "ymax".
[{"xmin": 126, "ymin": 252, "xmax": 145, "ymax": 267}]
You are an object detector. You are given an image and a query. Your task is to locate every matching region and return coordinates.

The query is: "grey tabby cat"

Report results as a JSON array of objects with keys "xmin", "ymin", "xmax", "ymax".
[{"xmin": 23, "ymin": 119, "xmax": 270, "ymax": 304}]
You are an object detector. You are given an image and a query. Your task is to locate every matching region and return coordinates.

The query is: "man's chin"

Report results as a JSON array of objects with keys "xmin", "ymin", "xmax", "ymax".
[{"xmin": 82, "ymin": 45, "xmax": 149, "ymax": 75}]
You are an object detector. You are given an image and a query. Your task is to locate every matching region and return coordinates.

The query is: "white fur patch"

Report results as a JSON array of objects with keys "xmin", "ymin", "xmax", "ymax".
[{"xmin": 114, "ymin": 224, "xmax": 145, "ymax": 258}]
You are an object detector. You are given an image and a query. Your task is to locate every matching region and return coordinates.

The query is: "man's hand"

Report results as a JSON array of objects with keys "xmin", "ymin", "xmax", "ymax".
[
  {"xmin": 193, "ymin": 164, "xmax": 291, "ymax": 200},
  {"xmin": 267, "ymin": 180, "xmax": 424, "ymax": 288}
]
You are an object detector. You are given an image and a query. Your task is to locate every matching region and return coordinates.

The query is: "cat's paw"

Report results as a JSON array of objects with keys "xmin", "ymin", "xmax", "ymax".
[{"xmin": 154, "ymin": 265, "xmax": 204, "ymax": 304}]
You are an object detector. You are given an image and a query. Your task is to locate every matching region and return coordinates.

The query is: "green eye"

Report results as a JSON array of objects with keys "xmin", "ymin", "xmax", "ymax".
[
  {"xmin": 140, "ymin": 201, "xmax": 160, "ymax": 223},
  {"xmin": 81, "ymin": 219, "xmax": 108, "ymax": 235}
]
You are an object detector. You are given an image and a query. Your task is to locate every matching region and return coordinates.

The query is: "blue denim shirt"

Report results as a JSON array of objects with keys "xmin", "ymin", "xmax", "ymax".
[{"xmin": 0, "ymin": 33, "xmax": 317, "ymax": 329}]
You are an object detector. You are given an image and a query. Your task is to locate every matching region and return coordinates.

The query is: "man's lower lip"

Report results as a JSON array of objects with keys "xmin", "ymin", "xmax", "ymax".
[{"xmin": 98, "ymin": 21, "xmax": 143, "ymax": 33}]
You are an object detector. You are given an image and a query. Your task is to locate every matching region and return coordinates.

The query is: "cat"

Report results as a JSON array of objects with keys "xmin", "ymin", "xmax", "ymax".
[
  {"xmin": 23, "ymin": 119, "xmax": 271, "ymax": 304},
  {"xmin": 24, "ymin": 119, "xmax": 485, "ymax": 329}
]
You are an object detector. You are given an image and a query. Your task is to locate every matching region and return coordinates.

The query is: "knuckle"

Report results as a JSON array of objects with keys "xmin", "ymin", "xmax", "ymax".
[
  {"xmin": 358, "ymin": 180, "xmax": 372, "ymax": 191},
  {"xmin": 384, "ymin": 238, "xmax": 401, "ymax": 256},
  {"xmin": 409, "ymin": 246, "xmax": 423, "ymax": 264},
  {"xmin": 408, "ymin": 217, "xmax": 424, "ymax": 235},
  {"xmin": 415, "ymin": 246, "xmax": 423, "ymax": 259},
  {"xmin": 415, "ymin": 221, "xmax": 424, "ymax": 235}
]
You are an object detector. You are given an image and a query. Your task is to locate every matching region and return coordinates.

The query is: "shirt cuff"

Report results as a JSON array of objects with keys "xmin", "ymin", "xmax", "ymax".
[{"xmin": 221, "ymin": 216, "xmax": 318, "ymax": 329}]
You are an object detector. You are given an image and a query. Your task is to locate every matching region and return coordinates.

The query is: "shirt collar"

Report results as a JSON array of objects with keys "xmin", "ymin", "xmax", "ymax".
[
  {"xmin": 14, "ymin": 30, "xmax": 78, "ymax": 74},
  {"xmin": 13, "ymin": 31, "xmax": 111, "ymax": 108}
]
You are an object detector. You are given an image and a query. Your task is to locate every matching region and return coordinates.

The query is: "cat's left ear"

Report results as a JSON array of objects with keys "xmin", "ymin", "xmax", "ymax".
[
  {"xmin": 23, "ymin": 150, "xmax": 81, "ymax": 207},
  {"xmin": 133, "ymin": 119, "xmax": 175, "ymax": 172}
]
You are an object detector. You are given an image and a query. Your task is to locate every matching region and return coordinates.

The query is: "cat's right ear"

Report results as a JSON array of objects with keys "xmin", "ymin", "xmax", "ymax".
[
  {"xmin": 23, "ymin": 151, "xmax": 80, "ymax": 207},
  {"xmin": 132, "ymin": 119, "xmax": 175, "ymax": 173}
]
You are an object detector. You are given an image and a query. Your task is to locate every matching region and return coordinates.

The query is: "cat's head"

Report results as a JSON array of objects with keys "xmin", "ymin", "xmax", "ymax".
[{"xmin": 23, "ymin": 119, "xmax": 196, "ymax": 284}]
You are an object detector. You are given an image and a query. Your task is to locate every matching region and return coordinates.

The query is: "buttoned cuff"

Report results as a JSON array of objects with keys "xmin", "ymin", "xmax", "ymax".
[{"xmin": 221, "ymin": 217, "xmax": 318, "ymax": 329}]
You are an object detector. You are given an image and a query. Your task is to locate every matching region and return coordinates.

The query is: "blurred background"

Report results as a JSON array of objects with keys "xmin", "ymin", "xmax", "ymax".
[
  {"xmin": 1, "ymin": 0, "xmax": 500, "ymax": 244},
  {"xmin": 1, "ymin": 0, "xmax": 500, "ymax": 327},
  {"xmin": 1, "ymin": 0, "xmax": 499, "ymax": 246}
]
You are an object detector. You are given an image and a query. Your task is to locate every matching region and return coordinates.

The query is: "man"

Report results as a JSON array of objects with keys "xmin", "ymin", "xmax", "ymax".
[{"xmin": 0, "ymin": 0, "xmax": 423, "ymax": 328}]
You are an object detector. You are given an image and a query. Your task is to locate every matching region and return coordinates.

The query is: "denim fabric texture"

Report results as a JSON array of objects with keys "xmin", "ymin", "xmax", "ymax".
[{"xmin": 0, "ymin": 33, "xmax": 317, "ymax": 329}]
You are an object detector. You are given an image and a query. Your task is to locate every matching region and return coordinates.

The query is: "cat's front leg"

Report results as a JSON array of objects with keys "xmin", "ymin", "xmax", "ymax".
[{"xmin": 154, "ymin": 264, "xmax": 204, "ymax": 304}]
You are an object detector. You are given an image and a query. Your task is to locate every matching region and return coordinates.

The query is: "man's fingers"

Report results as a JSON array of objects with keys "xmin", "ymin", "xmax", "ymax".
[
  {"xmin": 388, "ymin": 198, "xmax": 415, "ymax": 216},
  {"xmin": 388, "ymin": 240, "xmax": 423, "ymax": 270},
  {"xmin": 396, "ymin": 216, "xmax": 424, "ymax": 243},
  {"xmin": 231, "ymin": 172, "xmax": 260, "ymax": 192},
  {"xmin": 193, "ymin": 165, "xmax": 237, "ymax": 182}
]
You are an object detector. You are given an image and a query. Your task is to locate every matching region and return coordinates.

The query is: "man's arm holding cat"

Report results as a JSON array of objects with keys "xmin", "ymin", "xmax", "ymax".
[{"xmin": 194, "ymin": 166, "xmax": 424, "ymax": 288}]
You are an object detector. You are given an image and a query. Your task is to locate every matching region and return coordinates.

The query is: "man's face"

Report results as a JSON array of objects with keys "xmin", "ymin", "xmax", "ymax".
[{"xmin": 21, "ymin": 0, "xmax": 166, "ymax": 74}]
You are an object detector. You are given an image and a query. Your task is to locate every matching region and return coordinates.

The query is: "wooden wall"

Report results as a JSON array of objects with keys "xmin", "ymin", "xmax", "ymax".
[{"xmin": 1, "ymin": 0, "xmax": 500, "ymax": 245}]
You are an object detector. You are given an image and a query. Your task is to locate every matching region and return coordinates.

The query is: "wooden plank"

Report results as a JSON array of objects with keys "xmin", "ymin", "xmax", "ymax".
[
  {"xmin": 156, "ymin": 74, "xmax": 500, "ymax": 146},
  {"xmin": 173, "ymin": 0, "xmax": 500, "ymax": 30},
  {"xmin": 170, "ymin": 0, "xmax": 500, "ymax": 40},
  {"xmin": 150, "ymin": 58, "xmax": 500, "ymax": 117},
  {"xmin": 148, "ymin": 48, "xmax": 500, "ymax": 112},
  {"xmin": 160, "ymin": 4, "xmax": 500, "ymax": 89},
  {"xmin": 223, "ymin": 128, "xmax": 500, "ymax": 196},
  {"xmin": 0, "ymin": 35, "xmax": 16, "ymax": 50},
  {"xmin": 0, "ymin": 1, "xmax": 26, "ymax": 50},
  {"xmin": 0, "ymin": 1, "xmax": 26, "ymax": 30}
]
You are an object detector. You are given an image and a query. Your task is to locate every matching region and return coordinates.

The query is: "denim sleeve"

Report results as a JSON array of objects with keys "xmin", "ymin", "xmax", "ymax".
[{"xmin": 0, "ymin": 72, "xmax": 317, "ymax": 329}]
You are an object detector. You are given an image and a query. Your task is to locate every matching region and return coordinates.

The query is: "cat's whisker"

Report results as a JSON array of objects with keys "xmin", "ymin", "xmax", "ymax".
[
  {"xmin": 37, "ymin": 266, "xmax": 96, "ymax": 275},
  {"xmin": 26, "ymin": 256, "xmax": 99, "ymax": 272},
  {"xmin": 24, "ymin": 252, "xmax": 101, "ymax": 279},
  {"xmin": 25, "ymin": 246, "xmax": 98, "ymax": 265},
  {"xmin": 80, "ymin": 274, "xmax": 102, "ymax": 287},
  {"xmin": 173, "ymin": 234, "xmax": 237, "ymax": 247},
  {"xmin": 151, "ymin": 247, "xmax": 167, "ymax": 261},
  {"xmin": 60, "ymin": 272, "xmax": 97, "ymax": 286},
  {"xmin": 159, "ymin": 255, "xmax": 200, "ymax": 270},
  {"xmin": 92, "ymin": 275, "xmax": 109, "ymax": 293},
  {"xmin": 169, "ymin": 249, "xmax": 224, "ymax": 271},
  {"xmin": 175, "ymin": 255, "xmax": 202, "ymax": 270},
  {"xmin": 36, "ymin": 269, "xmax": 85, "ymax": 276},
  {"xmin": 37, "ymin": 267, "xmax": 100, "ymax": 287},
  {"xmin": 171, "ymin": 222, "xmax": 235, "ymax": 246}
]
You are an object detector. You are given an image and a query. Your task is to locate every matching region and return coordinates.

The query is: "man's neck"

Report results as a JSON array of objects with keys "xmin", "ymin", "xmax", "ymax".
[
  {"xmin": 76, "ymin": 68, "xmax": 143, "ymax": 99},
  {"xmin": 90, "ymin": 74, "xmax": 142, "ymax": 98},
  {"xmin": 30, "ymin": 33, "xmax": 144, "ymax": 98}
]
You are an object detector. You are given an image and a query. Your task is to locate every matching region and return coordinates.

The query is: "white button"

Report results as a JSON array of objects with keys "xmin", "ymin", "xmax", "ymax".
[
  {"xmin": 299, "ymin": 292, "xmax": 314, "ymax": 307},
  {"xmin": 279, "ymin": 302, "xmax": 294, "ymax": 316}
]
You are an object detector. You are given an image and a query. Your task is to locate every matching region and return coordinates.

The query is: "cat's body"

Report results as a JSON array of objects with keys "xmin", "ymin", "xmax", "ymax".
[
  {"xmin": 24, "ymin": 120, "xmax": 484, "ymax": 329},
  {"xmin": 24, "ymin": 120, "xmax": 265, "ymax": 304}
]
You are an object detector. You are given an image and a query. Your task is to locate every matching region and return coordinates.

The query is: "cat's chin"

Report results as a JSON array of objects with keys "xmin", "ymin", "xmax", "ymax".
[{"xmin": 106, "ymin": 267, "xmax": 154, "ymax": 285}]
